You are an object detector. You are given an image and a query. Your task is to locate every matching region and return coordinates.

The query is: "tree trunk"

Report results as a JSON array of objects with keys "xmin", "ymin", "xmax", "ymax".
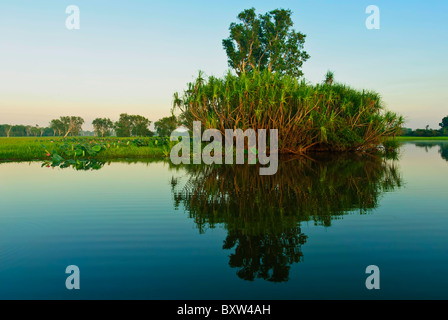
[{"xmin": 6, "ymin": 125, "xmax": 12, "ymax": 138}]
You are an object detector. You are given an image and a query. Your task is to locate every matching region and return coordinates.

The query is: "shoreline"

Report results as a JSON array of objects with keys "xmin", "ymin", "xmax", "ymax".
[{"xmin": 1, "ymin": 136, "xmax": 447, "ymax": 162}]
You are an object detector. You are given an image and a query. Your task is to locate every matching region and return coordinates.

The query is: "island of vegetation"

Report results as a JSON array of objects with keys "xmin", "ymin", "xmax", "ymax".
[{"xmin": 1, "ymin": 8, "xmax": 444, "ymax": 165}]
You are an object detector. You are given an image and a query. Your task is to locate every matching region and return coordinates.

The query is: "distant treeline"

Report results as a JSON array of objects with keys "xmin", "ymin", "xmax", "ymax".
[
  {"xmin": 401, "ymin": 116, "xmax": 448, "ymax": 137},
  {"xmin": 0, "ymin": 114, "xmax": 180, "ymax": 138}
]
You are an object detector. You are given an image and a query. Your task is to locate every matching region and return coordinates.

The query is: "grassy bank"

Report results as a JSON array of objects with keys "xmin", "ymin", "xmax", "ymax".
[
  {"xmin": 396, "ymin": 136, "xmax": 448, "ymax": 141},
  {"xmin": 2, "ymin": 135, "xmax": 445, "ymax": 162},
  {"xmin": 0, "ymin": 137, "xmax": 169, "ymax": 161}
]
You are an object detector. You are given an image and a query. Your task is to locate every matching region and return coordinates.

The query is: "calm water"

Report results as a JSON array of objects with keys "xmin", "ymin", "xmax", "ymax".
[{"xmin": 0, "ymin": 141, "xmax": 447, "ymax": 300}]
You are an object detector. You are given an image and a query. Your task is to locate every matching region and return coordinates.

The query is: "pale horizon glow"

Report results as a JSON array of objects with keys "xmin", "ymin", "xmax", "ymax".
[{"xmin": 0, "ymin": 0, "xmax": 447, "ymax": 131}]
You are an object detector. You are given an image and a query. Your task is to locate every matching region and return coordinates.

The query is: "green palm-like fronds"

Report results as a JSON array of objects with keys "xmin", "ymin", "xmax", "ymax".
[{"xmin": 173, "ymin": 70, "xmax": 403, "ymax": 154}]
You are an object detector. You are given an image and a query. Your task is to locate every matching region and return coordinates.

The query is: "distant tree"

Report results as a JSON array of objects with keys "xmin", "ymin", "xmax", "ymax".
[
  {"xmin": 50, "ymin": 119, "xmax": 64, "ymax": 136},
  {"xmin": 115, "ymin": 114, "xmax": 154, "ymax": 137},
  {"xmin": 440, "ymin": 116, "xmax": 448, "ymax": 135},
  {"xmin": 131, "ymin": 115, "xmax": 153, "ymax": 137},
  {"xmin": 13, "ymin": 125, "xmax": 27, "ymax": 137},
  {"xmin": 79, "ymin": 130, "xmax": 95, "ymax": 137},
  {"xmin": 0, "ymin": 125, "xmax": 11, "ymax": 137},
  {"xmin": 5, "ymin": 125, "xmax": 13, "ymax": 138},
  {"xmin": 60, "ymin": 116, "xmax": 84, "ymax": 137},
  {"xmin": 114, "ymin": 113, "xmax": 133, "ymax": 137},
  {"xmin": 92, "ymin": 118, "xmax": 114, "ymax": 137},
  {"xmin": 439, "ymin": 116, "xmax": 448, "ymax": 129},
  {"xmin": 414, "ymin": 128, "xmax": 441, "ymax": 137},
  {"xmin": 400, "ymin": 128, "xmax": 413, "ymax": 136},
  {"xmin": 32, "ymin": 124, "xmax": 46, "ymax": 137},
  {"xmin": 29, "ymin": 126, "xmax": 40, "ymax": 137},
  {"xmin": 154, "ymin": 116, "xmax": 179, "ymax": 137},
  {"xmin": 222, "ymin": 8, "xmax": 310, "ymax": 77},
  {"xmin": 43, "ymin": 127, "xmax": 53, "ymax": 136},
  {"xmin": 1, "ymin": 124, "xmax": 52, "ymax": 137}
]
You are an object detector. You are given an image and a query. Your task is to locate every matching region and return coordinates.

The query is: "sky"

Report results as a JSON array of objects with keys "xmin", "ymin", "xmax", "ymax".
[{"xmin": 0, "ymin": 0, "xmax": 447, "ymax": 130}]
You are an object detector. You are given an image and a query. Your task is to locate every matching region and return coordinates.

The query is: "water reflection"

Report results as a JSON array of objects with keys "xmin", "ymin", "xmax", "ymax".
[
  {"xmin": 35, "ymin": 153, "xmax": 404, "ymax": 283},
  {"xmin": 414, "ymin": 142, "xmax": 448, "ymax": 162},
  {"xmin": 41, "ymin": 158, "xmax": 106, "ymax": 170},
  {"xmin": 171, "ymin": 155, "xmax": 402, "ymax": 282}
]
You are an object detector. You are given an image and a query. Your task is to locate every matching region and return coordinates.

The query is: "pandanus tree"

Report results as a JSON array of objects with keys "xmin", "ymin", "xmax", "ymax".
[
  {"xmin": 174, "ymin": 7, "xmax": 403, "ymax": 154},
  {"xmin": 173, "ymin": 70, "xmax": 404, "ymax": 154},
  {"xmin": 324, "ymin": 70, "xmax": 334, "ymax": 85}
]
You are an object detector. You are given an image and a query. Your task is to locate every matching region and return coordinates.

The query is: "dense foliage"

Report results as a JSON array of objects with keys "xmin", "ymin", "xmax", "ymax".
[
  {"xmin": 114, "ymin": 113, "xmax": 154, "ymax": 137},
  {"xmin": 401, "ymin": 116, "xmax": 448, "ymax": 137},
  {"xmin": 173, "ymin": 70, "xmax": 404, "ymax": 154},
  {"xmin": 222, "ymin": 8, "xmax": 310, "ymax": 77},
  {"xmin": 154, "ymin": 115, "xmax": 180, "ymax": 137},
  {"xmin": 1, "ymin": 113, "xmax": 160, "ymax": 138}
]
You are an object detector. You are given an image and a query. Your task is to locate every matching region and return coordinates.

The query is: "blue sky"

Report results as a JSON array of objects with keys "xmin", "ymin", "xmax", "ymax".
[{"xmin": 0, "ymin": 0, "xmax": 447, "ymax": 129}]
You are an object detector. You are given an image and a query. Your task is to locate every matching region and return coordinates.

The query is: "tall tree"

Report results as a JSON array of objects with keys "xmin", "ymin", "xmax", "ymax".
[
  {"xmin": 222, "ymin": 8, "xmax": 310, "ymax": 77},
  {"xmin": 92, "ymin": 118, "xmax": 114, "ymax": 137}
]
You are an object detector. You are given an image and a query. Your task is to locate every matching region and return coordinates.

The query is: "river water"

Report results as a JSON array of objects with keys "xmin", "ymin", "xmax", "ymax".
[{"xmin": 0, "ymin": 141, "xmax": 447, "ymax": 299}]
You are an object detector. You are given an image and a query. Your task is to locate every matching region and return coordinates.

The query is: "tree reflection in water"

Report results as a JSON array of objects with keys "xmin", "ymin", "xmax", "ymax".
[
  {"xmin": 414, "ymin": 142, "xmax": 448, "ymax": 162},
  {"xmin": 171, "ymin": 154, "xmax": 402, "ymax": 282}
]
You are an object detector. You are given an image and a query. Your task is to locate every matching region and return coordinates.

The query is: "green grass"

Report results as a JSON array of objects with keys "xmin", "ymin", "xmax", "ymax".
[
  {"xmin": 0, "ymin": 137, "xmax": 169, "ymax": 161},
  {"xmin": 2, "ymin": 135, "xmax": 446, "ymax": 162},
  {"xmin": 396, "ymin": 136, "xmax": 448, "ymax": 141}
]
